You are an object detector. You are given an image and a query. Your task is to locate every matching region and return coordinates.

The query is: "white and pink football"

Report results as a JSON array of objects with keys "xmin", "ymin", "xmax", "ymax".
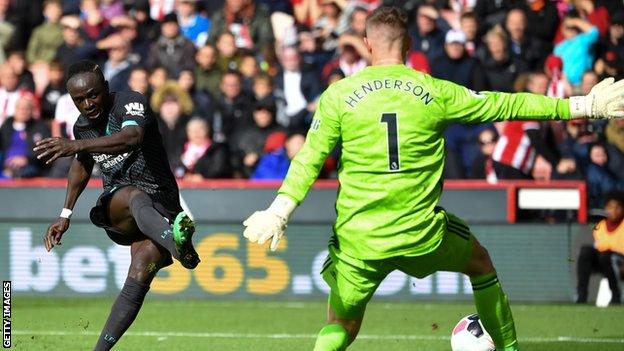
[{"xmin": 450, "ymin": 314, "xmax": 495, "ymax": 351}]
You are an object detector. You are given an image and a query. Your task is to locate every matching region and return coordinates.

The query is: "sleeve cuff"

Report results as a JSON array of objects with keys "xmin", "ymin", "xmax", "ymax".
[{"xmin": 569, "ymin": 96, "xmax": 589, "ymax": 118}]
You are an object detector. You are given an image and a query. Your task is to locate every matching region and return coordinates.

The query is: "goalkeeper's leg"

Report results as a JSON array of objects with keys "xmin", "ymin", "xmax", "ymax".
[
  {"xmin": 313, "ymin": 244, "xmax": 388, "ymax": 350},
  {"xmin": 462, "ymin": 238, "xmax": 518, "ymax": 351}
]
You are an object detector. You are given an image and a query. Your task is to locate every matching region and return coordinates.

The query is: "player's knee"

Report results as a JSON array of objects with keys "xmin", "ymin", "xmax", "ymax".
[
  {"xmin": 128, "ymin": 259, "xmax": 161, "ymax": 283},
  {"xmin": 466, "ymin": 244, "xmax": 495, "ymax": 277}
]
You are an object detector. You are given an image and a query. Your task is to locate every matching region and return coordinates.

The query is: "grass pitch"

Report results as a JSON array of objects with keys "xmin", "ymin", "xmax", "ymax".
[{"xmin": 10, "ymin": 297, "xmax": 624, "ymax": 350}]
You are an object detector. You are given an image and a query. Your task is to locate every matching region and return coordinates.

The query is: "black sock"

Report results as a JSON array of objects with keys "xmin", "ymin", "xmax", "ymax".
[
  {"xmin": 129, "ymin": 192, "xmax": 178, "ymax": 259},
  {"xmin": 94, "ymin": 277, "xmax": 150, "ymax": 351}
]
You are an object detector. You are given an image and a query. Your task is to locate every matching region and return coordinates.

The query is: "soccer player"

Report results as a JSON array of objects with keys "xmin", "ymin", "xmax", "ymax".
[
  {"xmin": 242, "ymin": 7, "xmax": 624, "ymax": 351},
  {"xmin": 33, "ymin": 60, "xmax": 200, "ymax": 351}
]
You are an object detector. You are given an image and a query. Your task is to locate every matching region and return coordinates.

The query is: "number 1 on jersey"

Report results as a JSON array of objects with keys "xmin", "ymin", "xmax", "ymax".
[{"xmin": 380, "ymin": 113, "xmax": 400, "ymax": 171}]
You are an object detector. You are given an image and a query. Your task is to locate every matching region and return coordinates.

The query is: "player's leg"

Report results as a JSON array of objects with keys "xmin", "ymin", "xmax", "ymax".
[
  {"xmin": 108, "ymin": 186, "xmax": 199, "ymax": 268},
  {"xmin": 394, "ymin": 209, "xmax": 518, "ymax": 351},
  {"xmin": 596, "ymin": 251, "xmax": 621, "ymax": 304},
  {"xmin": 313, "ymin": 245, "xmax": 389, "ymax": 350},
  {"xmin": 461, "ymin": 236, "xmax": 518, "ymax": 351},
  {"xmin": 94, "ymin": 238, "xmax": 169, "ymax": 350},
  {"xmin": 576, "ymin": 245, "xmax": 600, "ymax": 303}
]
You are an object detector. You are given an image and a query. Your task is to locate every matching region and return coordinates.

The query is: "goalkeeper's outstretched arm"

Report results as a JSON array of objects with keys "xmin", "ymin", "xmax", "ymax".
[
  {"xmin": 243, "ymin": 90, "xmax": 341, "ymax": 250},
  {"xmin": 438, "ymin": 77, "xmax": 624, "ymax": 124}
]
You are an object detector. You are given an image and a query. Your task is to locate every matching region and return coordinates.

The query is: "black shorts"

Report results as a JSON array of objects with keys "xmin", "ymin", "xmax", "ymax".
[{"xmin": 90, "ymin": 185, "xmax": 180, "ymax": 247}]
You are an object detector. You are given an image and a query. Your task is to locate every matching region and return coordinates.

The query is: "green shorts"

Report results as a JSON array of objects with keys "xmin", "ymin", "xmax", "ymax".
[{"xmin": 321, "ymin": 209, "xmax": 474, "ymax": 319}]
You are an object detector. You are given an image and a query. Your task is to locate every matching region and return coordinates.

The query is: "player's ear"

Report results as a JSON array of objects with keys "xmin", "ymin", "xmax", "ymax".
[
  {"xmin": 402, "ymin": 36, "xmax": 412, "ymax": 59},
  {"xmin": 363, "ymin": 37, "xmax": 372, "ymax": 53}
]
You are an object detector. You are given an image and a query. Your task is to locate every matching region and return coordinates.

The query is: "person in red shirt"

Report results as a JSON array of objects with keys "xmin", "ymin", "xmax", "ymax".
[{"xmin": 576, "ymin": 190, "xmax": 624, "ymax": 305}]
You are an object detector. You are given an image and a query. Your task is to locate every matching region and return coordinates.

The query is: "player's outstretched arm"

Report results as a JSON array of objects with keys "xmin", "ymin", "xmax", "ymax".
[
  {"xmin": 439, "ymin": 77, "xmax": 624, "ymax": 124},
  {"xmin": 243, "ymin": 90, "xmax": 341, "ymax": 251},
  {"xmin": 44, "ymin": 156, "xmax": 94, "ymax": 251},
  {"xmin": 34, "ymin": 126, "xmax": 144, "ymax": 165}
]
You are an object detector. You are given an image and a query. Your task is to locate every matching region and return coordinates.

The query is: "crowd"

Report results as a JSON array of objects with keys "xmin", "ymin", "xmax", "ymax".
[{"xmin": 0, "ymin": 0, "xmax": 623, "ymax": 208}]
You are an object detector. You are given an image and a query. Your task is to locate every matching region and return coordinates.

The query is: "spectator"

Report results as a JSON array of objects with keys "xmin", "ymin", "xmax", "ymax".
[
  {"xmin": 573, "ymin": 0, "xmax": 610, "ymax": 38},
  {"xmin": 321, "ymin": 38, "xmax": 368, "ymax": 80},
  {"xmin": 195, "ymin": 44, "xmax": 222, "ymax": 97},
  {"xmin": 208, "ymin": 0, "xmax": 275, "ymax": 55},
  {"xmin": 0, "ymin": 0, "xmax": 15, "ymax": 65},
  {"xmin": 505, "ymin": 8, "xmax": 549, "ymax": 71},
  {"xmin": 0, "ymin": 95, "xmax": 50, "ymax": 178},
  {"xmin": 522, "ymin": 0, "xmax": 559, "ymax": 43},
  {"xmin": 460, "ymin": 11, "xmax": 480, "ymax": 57},
  {"xmin": 492, "ymin": 72, "xmax": 564, "ymax": 179},
  {"xmin": 148, "ymin": 66, "xmax": 169, "ymax": 94},
  {"xmin": 127, "ymin": 66, "xmax": 150, "ymax": 95},
  {"xmin": 0, "ymin": 64, "xmax": 23, "ymax": 125},
  {"xmin": 54, "ymin": 15, "xmax": 95, "ymax": 71},
  {"xmin": 544, "ymin": 54, "xmax": 572, "ymax": 98},
  {"xmin": 477, "ymin": 26, "xmax": 527, "ymax": 92},
  {"xmin": 251, "ymin": 131, "xmax": 305, "ymax": 180},
  {"xmin": 106, "ymin": 16, "xmax": 149, "ymax": 65},
  {"xmin": 554, "ymin": 14, "xmax": 599, "ymax": 86},
  {"xmin": 211, "ymin": 70, "xmax": 253, "ymax": 143},
  {"xmin": 180, "ymin": 117, "xmax": 229, "ymax": 180},
  {"xmin": 594, "ymin": 50, "xmax": 624, "ymax": 81},
  {"xmin": 274, "ymin": 46, "xmax": 321, "ymax": 129},
  {"xmin": 215, "ymin": 31, "xmax": 242, "ymax": 72},
  {"xmin": 80, "ymin": 0, "xmax": 110, "ymax": 41},
  {"xmin": 26, "ymin": 0, "xmax": 64, "ymax": 64},
  {"xmin": 292, "ymin": 0, "xmax": 322, "ymax": 27},
  {"xmin": 410, "ymin": 4, "xmax": 449, "ymax": 63},
  {"xmin": 471, "ymin": 128, "xmax": 498, "ymax": 183},
  {"xmin": 239, "ymin": 53, "xmax": 259, "ymax": 95},
  {"xmin": 576, "ymin": 190, "xmax": 624, "ymax": 305},
  {"xmin": 6, "ymin": 52, "xmax": 35, "ymax": 92},
  {"xmin": 177, "ymin": 0, "xmax": 211, "ymax": 47},
  {"xmin": 474, "ymin": 0, "xmax": 519, "ymax": 31},
  {"xmin": 102, "ymin": 41, "xmax": 135, "ymax": 92},
  {"xmin": 99, "ymin": 0, "xmax": 124, "ymax": 21},
  {"xmin": 52, "ymin": 92, "xmax": 80, "ymax": 139},
  {"xmin": 178, "ymin": 69, "xmax": 212, "ymax": 118},
  {"xmin": 432, "ymin": 30, "xmax": 486, "ymax": 90},
  {"xmin": 151, "ymin": 81, "xmax": 193, "ymax": 170},
  {"xmin": 146, "ymin": 13, "xmax": 196, "ymax": 78},
  {"xmin": 346, "ymin": 6, "xmax": 367, "ymax": 37},
  {"xmin": 586, "ymin": 143, "xmax": 624, "ymax": 208},
  {"xmin": 298, "ymin": 27, "xmax": 333, "ymax": 79},
  {"xmin": 252, "ymin": 73, "xmax": 275, "ymax": 106},
  {"xmin": 41, "ymin": 61, "xmax": 66, "ymax": 121},
  {"xmin": 313, "ymin": 0, "xmax": 348, "ymax": 51},
  {"xmin": 230, "ymin": 100, "xmax": 282, "ymax": 178}
]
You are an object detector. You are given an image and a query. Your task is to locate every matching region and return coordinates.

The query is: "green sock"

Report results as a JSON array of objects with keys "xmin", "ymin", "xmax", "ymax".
[
  {"xmin": 313, "ymin": 324, "xmax": 349, "ymax": 351},
  {"xmin": 471, "ymin": 273, "xmax": 519, "ymax": 351}
]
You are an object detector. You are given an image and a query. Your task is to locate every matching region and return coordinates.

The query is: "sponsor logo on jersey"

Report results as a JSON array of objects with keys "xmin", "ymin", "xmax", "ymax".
[
  {"xmin": 468, "ymin": 89, "xmax": 486, "ymax": 99},
  {"xmin": 92, "ymin": 152, "xmax": 130, "ymax": 170},
  {"xmin": 124, "ymin": 102, "xmax": 145, "ymax": 117}
]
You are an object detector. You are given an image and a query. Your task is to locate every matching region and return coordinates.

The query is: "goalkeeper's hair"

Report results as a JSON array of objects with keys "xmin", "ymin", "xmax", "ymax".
[
  {"xmin": 365, "ymin": 6, "xmax": 408, "ymax": 41},
  {"xmin": 66, "ymin": 60, "xmax": 106, "ymax": 86}
]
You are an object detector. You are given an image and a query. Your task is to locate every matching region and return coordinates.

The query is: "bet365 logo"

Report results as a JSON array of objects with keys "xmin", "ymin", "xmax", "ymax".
[{"xmin": 124, "ymin": 102, "xmax": 144, "ymax": 117}]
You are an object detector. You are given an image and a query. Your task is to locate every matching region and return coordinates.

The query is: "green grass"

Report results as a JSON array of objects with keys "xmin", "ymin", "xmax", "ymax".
[{"xmin": 9, "ymin": 297, "xmax": 624, "ymax": 350}]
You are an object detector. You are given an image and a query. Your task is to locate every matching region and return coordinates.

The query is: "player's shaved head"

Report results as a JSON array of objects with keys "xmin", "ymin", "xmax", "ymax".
[{"xmin": 365, "ymin": 6, "xmax": 408, "ymax": 45}]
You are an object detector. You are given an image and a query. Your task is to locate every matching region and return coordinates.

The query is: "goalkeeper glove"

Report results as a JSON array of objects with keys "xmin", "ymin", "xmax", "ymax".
[
  {"xmin": 243, "ymin": 194, "xmax": 297, "ymax": 251},
  {"xmin": 569, "ymin": 77, "xmax": 624, "ymax": 119}
]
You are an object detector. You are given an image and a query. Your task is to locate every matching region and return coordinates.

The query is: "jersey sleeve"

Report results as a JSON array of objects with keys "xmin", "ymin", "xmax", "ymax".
[
  {"xmin": 72, "ymin": 123, "xmax": 92, "ymax": 164},
  {"xmin": 117, "ymin": 91, "xmax": 152, "ymax": 128},
  {"xmin": 277, "ymin": 89, "xmax": 341, "ymax": 204},
  {"xmin": 434, "ymin": 78, "xmax": 572, "ymax": 125}
]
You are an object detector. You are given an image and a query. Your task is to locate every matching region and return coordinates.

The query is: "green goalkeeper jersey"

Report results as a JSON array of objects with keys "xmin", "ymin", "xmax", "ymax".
[{"xmin": 279, "ymin": 64, "xmax": 571, "ymax": 260}]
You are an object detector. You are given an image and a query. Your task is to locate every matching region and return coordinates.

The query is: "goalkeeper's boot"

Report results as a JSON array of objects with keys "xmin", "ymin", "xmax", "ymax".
[{"xmin": 173, "ymin": 212, "xmax": 200, "ymax": 269}]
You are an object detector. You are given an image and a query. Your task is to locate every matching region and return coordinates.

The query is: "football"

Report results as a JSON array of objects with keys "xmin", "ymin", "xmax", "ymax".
[{"xmin": 450, "ymin": 314, "xmax": 496, "ymax": 351}]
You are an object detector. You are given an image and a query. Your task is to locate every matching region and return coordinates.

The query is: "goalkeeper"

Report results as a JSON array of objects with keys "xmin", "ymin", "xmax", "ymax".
[{"xmin": 243, "ymin": 6, "xmax": 624, "ymax": 351}]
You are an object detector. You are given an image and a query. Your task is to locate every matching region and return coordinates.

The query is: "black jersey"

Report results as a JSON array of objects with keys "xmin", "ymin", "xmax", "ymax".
[{"xmin": 73, "ymin": 91, "xmax": 181, "ymax": 209}]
